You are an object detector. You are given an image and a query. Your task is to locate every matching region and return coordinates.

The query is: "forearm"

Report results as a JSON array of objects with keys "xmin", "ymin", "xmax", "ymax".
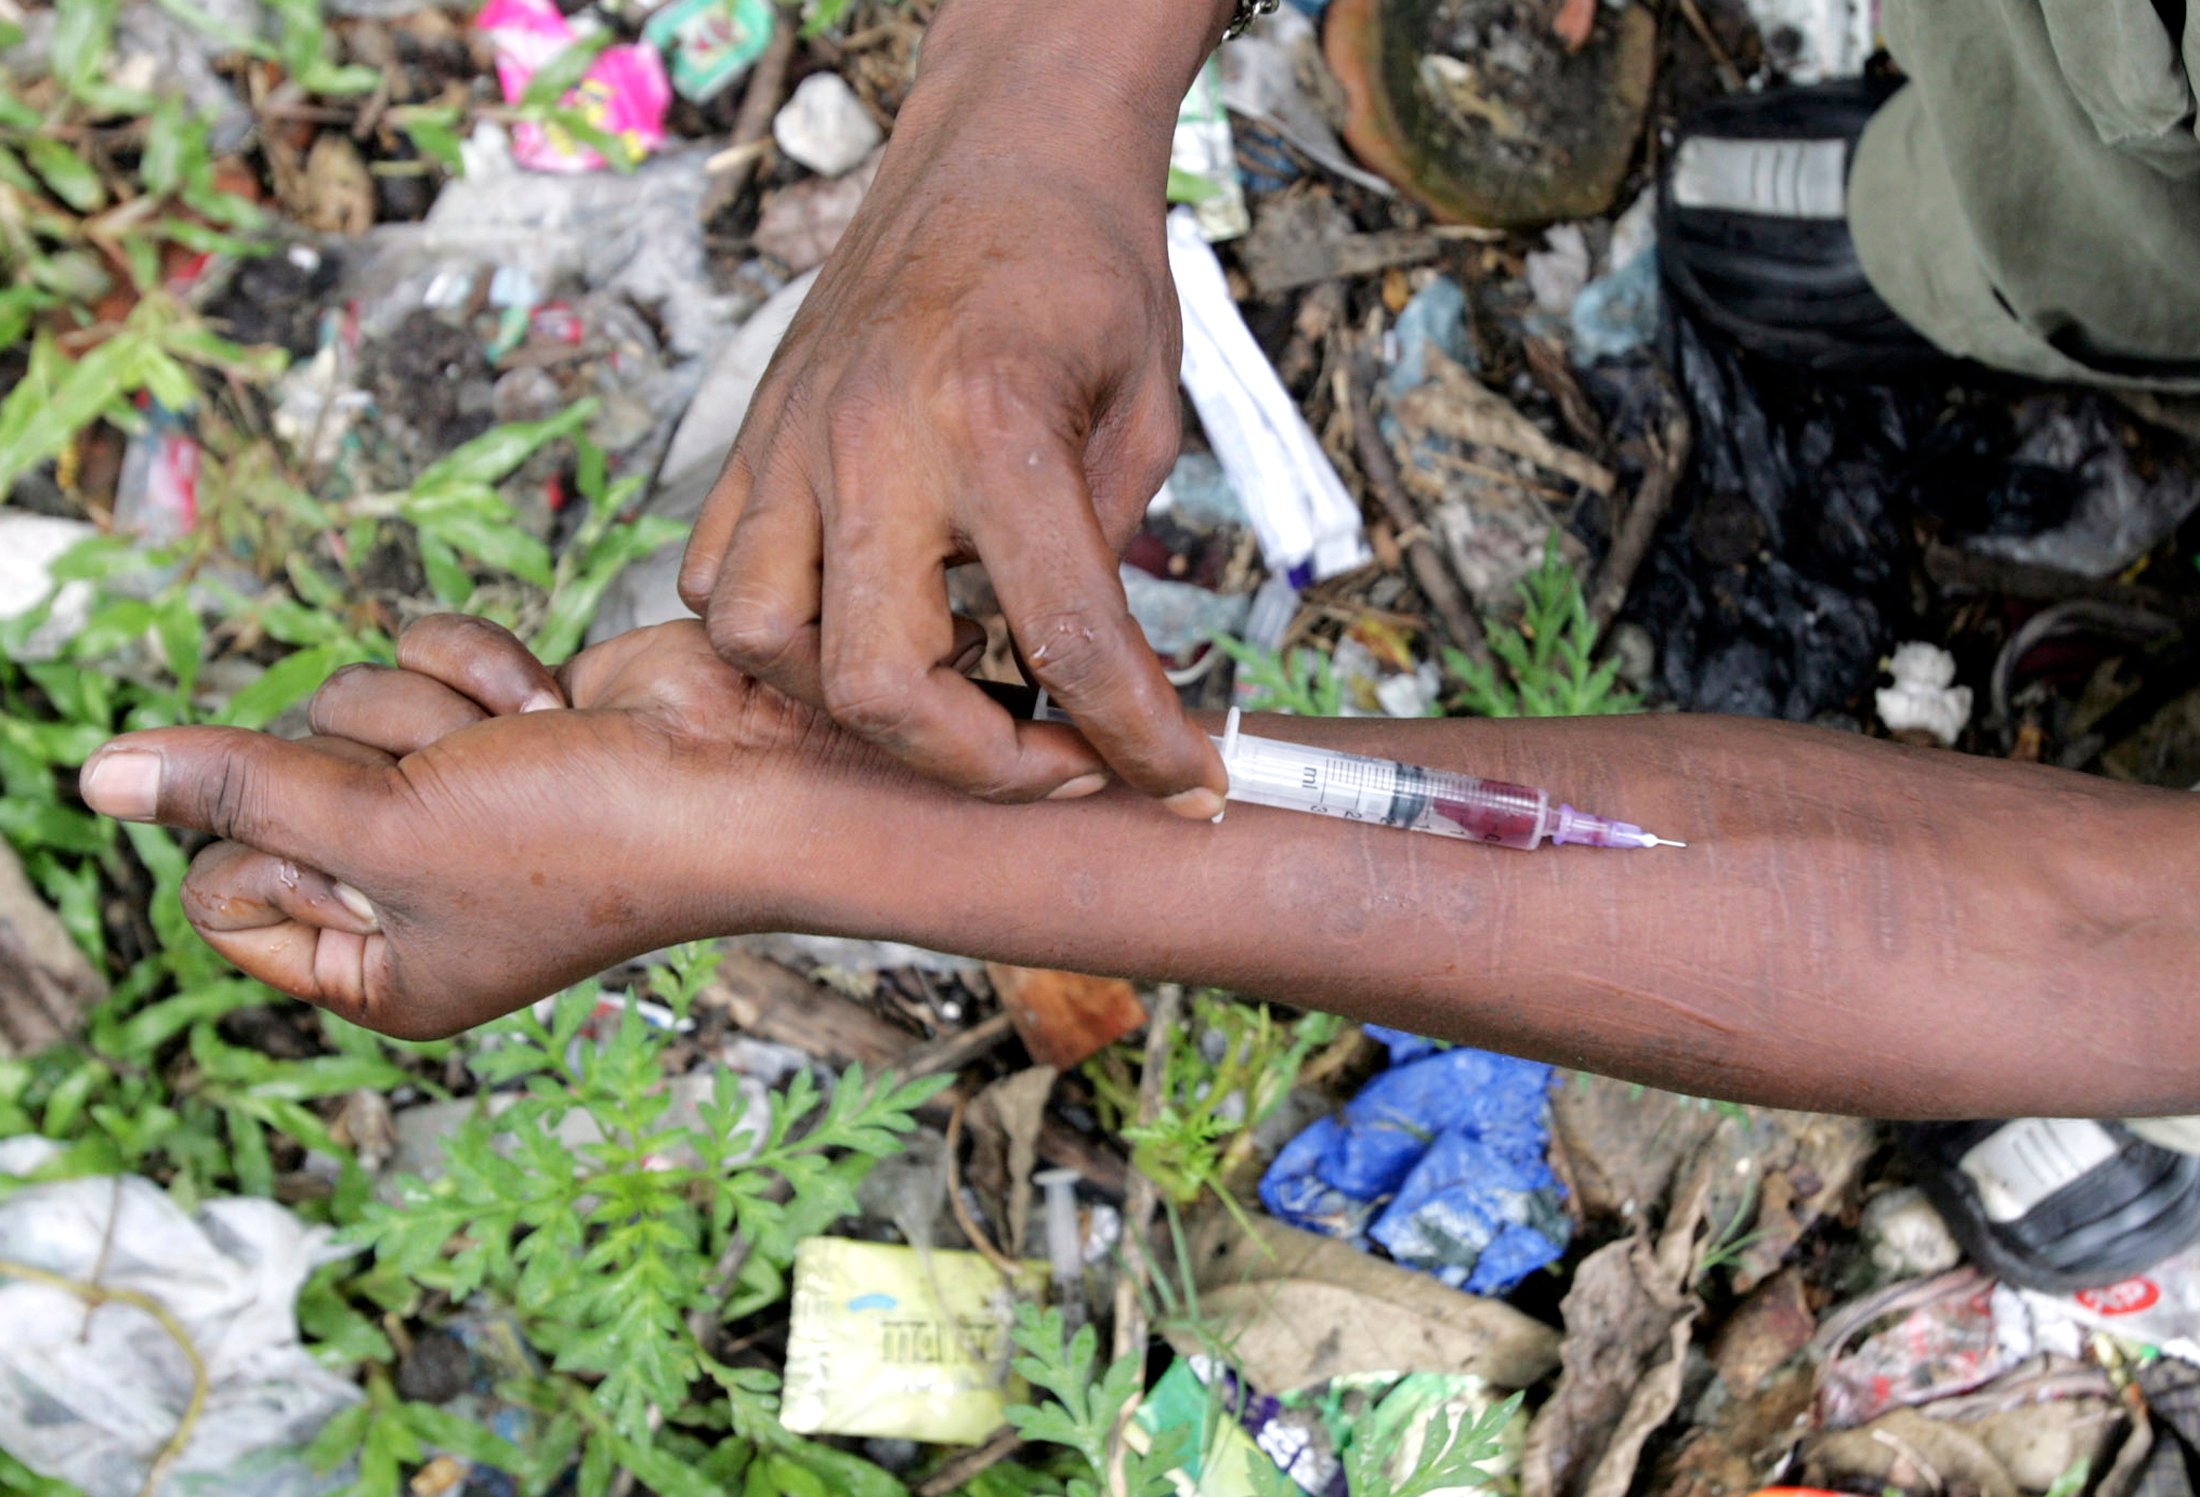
[{"xmin": 775, "ymin": 713, "xmax": 2200, "ymax": 1119}]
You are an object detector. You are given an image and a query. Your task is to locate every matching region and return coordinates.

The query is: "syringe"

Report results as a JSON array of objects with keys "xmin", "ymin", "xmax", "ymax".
[
  {"xmin": 1004, "ymin": 684, "xmax": 1686, "ymax": 850},
  {"xmin": 1212, "ymin": 708, "xmax": 1686, "ymax": 851}
]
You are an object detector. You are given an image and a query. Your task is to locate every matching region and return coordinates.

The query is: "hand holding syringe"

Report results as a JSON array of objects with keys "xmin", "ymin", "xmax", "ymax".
[{"xmin": 1023, "ymin": 690, "xmax": 1685, "ymax": 851}]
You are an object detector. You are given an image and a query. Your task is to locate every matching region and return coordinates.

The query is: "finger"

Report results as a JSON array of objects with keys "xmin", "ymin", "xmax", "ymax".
[
  {"xmin": 816, "ymin": 490, "xmax": 1106, "ymax": 802},
  {"xmin": 704, "ymin": 476, "xmax": 825, "ymax": 704},
  {"xmin": 80, "ymin": 727, "xmax": 392, "ymax": 869},
  {"xmin": 182, "ymin": 838, "xmax": 380, "ymax": 938},
  {"xmin": 678, "ymin": 446, "xmax": 756, "ymax": 619},
  {"xmin": 396, "ymin": 614, "xmax": 563, "ymax": 716},
  {"xmin": 946, "ymin": 614, "xmax": 987, "ymax": 676},
  {"xmin": 976, "ymin": 445, "xmax": 1226, "ymax": 818},
  {"xmin": 309, "ymin": 664, "xmax": 488, "ymax": 757}
]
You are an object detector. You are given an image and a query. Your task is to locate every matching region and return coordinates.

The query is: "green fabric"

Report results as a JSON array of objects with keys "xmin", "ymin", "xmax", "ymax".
[{"xmin": 1849, "ymin": 0, "xmax": 2200, "ymax": 390}]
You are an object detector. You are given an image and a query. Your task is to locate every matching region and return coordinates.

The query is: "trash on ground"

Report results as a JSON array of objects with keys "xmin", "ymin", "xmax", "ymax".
[
  {"xmin": 1862, "ymin": 1185, "xmax": 1965, "ymax": 1280},
  {"xmin": 0, "ymin": 1145, "xmax": 363, "ymax": 1497},
  {"xmin": 1742, "ymin": 0, "xmax": 1878, "ymax": 84},
  {"xmin": 1520, "ymin": 1155, "xmax": 1712, "ymax": 1497},
  {"xmin": 1876, "ymin": 641, "xmax": 1973, "ymax": 745},
  {"xmin": 755, "ymin": 149, "xmax": 881, "ymax": 272},
  {"xmin": 779, "ymin": 1236, "xmax": 1042, "ymax": 1445},
  {"xmin": 983, "ymin": 964, "xmax": 1147, "ymax": 1072},
  {"xmin": 1170, "ymin": 208, "xmax": 1370, "ymax": 585},
  {"xmin": 642, "ymin": 0, "xmax": 775, "ymax": 104},
  {"xmin": 0, "ymin": 512, "xmax": 99, "ymax": 662},
  {"xmin": 1325, "ymin": 0, "xmax": 1656, "ymax": 227},
  {"xmin": 773, "ymin": 72, "xmax": 884, "ymax": 178},
  {"xmin": 1218, "ymin": 8, "xmax": 1395, "ymax": 198},
  {"xmin": 1181, "ymin": 1212, "xmax": 1561, "ymax": 1394},
  {"xmin": 1260, "ymin": 1037, "xmax": 1571, "ymax": 1294},
  {"xmin": 1174, "ymin": 56, "xmax": 1251, "ymax": 242},
  {"xmin": 478, "ymin": 0, "xmax": 671, "ymax": 173}
]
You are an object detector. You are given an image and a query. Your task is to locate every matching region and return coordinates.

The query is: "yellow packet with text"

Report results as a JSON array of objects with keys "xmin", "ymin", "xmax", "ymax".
[{"xmin": 778, "ymin": 1237, "xmax": 1045, "ymax": 1445}]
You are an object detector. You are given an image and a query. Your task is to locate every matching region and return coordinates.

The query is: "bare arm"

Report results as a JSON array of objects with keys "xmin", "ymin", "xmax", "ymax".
[
  {"xmin": 80, "ymin": 622, "xmax": 2200, "ymax": 1120},
  {"xmin": 787, "ymin": 708, "xmax": 2195, "ymax": 1117}
]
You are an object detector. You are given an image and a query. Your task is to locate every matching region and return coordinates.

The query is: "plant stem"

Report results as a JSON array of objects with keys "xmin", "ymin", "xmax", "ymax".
[{"xmin": 0, "ymin": 1256, "xmax": 209, "ymax": 1497}]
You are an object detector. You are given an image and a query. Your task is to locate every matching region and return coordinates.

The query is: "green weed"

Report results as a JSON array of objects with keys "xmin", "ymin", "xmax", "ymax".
[{"xmin": 1444, "ymin": 535, "xmax": 1638, "ymax": 718}]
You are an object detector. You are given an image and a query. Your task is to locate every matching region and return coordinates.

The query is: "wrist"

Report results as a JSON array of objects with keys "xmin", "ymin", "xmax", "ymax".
[{"xmin": 904, "ymin": 0, "xmax": 1233, "ymax": 180}]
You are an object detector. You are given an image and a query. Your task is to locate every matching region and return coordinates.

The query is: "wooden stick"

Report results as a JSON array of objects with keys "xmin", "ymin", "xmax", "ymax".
[
  {"xmin": 1588, "ymin": 389, "xmax": 1692, "ymax": 633},
  {"xmin": 1345, "ymin": 355, "xmax": 1493, "ymax": 667}
]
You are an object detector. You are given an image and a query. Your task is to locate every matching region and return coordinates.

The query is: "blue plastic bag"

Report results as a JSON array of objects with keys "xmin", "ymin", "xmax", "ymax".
[{"xmin": 1258, "ymin": 1036, "xmax": 1569, "ymax": 1295}]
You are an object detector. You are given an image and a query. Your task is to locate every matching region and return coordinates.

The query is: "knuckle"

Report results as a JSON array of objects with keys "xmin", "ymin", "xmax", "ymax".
[
  {"xmin": 821, "ymin": 665, "xmax": 918, "ymax": 741},
  {"xmin": 198, "ymin": 755, "xmax": 264, "ymax": 844},
  {"xmin": 932, "ymin": 360, "xmax": 1063, "ymax": 451},
  {"xmin": 1018, "ymin": 606, "xmax": 1118, "ymax": 692},
  {"xmin": 707, "ymin": 597, "xmax": 802, "ymax": 672}
]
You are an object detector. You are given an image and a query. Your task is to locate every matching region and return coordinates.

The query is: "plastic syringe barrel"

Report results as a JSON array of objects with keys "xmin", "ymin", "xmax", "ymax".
[{"xmin": 1214, "ymin": 716, "xmax": 1556, "ymax": 848}]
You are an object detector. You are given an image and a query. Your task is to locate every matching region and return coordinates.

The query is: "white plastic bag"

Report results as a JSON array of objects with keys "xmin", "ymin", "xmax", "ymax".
[{"xmin": 0, "ymin": 1144, "xmax": 361, "ymax": 1497}]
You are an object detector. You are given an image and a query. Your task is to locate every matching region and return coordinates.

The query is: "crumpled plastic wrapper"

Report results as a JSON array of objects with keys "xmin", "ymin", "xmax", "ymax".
[{"xmin": 0, "ymin": 1138, "xmax": 361, "ymax": 1497}]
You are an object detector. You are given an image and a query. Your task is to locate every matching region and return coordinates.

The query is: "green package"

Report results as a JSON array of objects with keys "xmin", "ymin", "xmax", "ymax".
[
  {"xmin": 642, "ymin": 0, "xmax": 774, "ymax": 104},
  {"xmin": 779, "ymin": 1237, "xmax": 1045, "ymax": 1446}
]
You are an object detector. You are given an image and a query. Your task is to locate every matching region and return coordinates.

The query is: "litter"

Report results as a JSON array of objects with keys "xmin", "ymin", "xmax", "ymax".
[
  {"xmin": 1173, "ymin": 56, "xmax": 1251, "ymax": 242},
  {"xmin": 0, "ymin": 513, "xmax": 100, "ymax": 663},
  {"xmin": 1169, "ymin": 209, "xmax": 1370, "ymax": 585},
  {"xmin": 642, "ymin": 0, "xmax": 774, "ymax": 103},
  {"xmin": 1217, "ymin": 7, "xmax": 1395, "ymax": 197},
  {"xmin": 1260, "ymin": 1039, "xmax": 1571, "ymax": 1294},
  {"xmin": 0, "ymin": 1143, "xmax": 363, "ymax": 1497},
  {"xmin": 772, "ymin": 73, "xmax": 884, "ymax": 178},
  {"xmin": 1875, "ymin": 641, "xmax": 1972, "ymax": 746},
  {"xmin": 1121, "ymin": 564, "xmax": 1253, "ymax": 658},
  {"xmin": 1741, "ymin": 0, "xmax": 1877, "ymax": 84},
  {"xmin": 1861, "ymin": 1186, "xmax": 1964, "ymax": 1280},
  {"xmin": 778, "ymin": 1237, "xmax": 1043, "ymax": 1445},
  {"xmin": 1150, "ymin": 450, "xmax": 1247, "ymax": 532},
  {"xmin": 114, "ymin": 404, "xmax": 201, "ymax": 545},
  {"xmin": 477, "ymin": 0, "xmax": 671, "ymax": 174}
]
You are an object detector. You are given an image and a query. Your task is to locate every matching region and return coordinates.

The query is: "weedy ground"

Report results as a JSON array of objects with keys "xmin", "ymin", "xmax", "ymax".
[{"xmin": 0, "ymin": 1, "xmax": 1634, "ymax": 1492}]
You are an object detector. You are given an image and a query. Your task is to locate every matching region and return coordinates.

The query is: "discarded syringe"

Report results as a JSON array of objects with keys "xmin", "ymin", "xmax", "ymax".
[
  {"xmin": 1010, "ymin": 685, "xmax": 1687, "ymax": 850},
  {"xmin": 1212, "ymin": 708, "xmax": 1686, "ymax": 851}
]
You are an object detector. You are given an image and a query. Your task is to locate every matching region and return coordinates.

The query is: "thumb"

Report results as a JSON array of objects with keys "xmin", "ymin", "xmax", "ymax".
[{"xmin": 80, "ymin": 728, "xmax": 391, "ymax": 870}]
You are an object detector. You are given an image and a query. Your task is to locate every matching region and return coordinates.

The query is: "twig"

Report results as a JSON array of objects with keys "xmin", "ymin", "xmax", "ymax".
[
  {"xmin": 944, "ymin": 1091, "xmax": 1022, "ymax": 1276},
  {"xmin": 915, "ymin": 1426, "xmax": 1028, "ymax": 1497},
  {"xmin": 1673, "ymin": 0, "xmax": 1746, "ymax": 91},
  {"xmin": 1110, "ymin": 985, "xmax": 1181, "ymax": 1367},
  {"xmin": 1587, "ymin": 387, "xmax": 1692, "ymax": 632},
  {"xmin": 0, "ymin": 1257, "xmax": 208, "ymax": 1497},
  {"xmin": 704, "ymin": 11, "xmax": 798, "ymax": 214},
  {"xmin": 1344, "ymin": 354, "xmax": 1492, "ymax": 667}
]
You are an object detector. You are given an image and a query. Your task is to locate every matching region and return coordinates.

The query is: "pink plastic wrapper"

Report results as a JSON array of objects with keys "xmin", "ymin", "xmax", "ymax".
[{"xmin": 476, "ymin": 0, "xmax": 670, "ymax": 173}]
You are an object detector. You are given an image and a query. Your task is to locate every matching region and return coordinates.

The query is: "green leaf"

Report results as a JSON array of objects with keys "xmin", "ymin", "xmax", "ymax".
[
  {"xmin": 411, "ymin": 400, "xmax": 598, "ymax": 492},
  {"xmin": 414, "ymin": 514, "xmax": 553, "ymax": 590},
  {"xmin": 25, "ymin": 137, "xmax": 107, "ymax": 212},
  {"xmin": 519, "ymin": 32, "xmax": 613, "ymax": 109},
  {"xmin": 214, "ymin": 643, "xmax": 360, "ymax": 728},
  {"xmin": 52, "ymin": 0, "xmax": 121, "ymax": 98}
]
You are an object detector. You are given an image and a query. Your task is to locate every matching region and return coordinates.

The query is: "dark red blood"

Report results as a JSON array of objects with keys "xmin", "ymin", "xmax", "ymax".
[{"xmin": 1432, "ymin": 794, "xmax": 1540, "ymax": 844}]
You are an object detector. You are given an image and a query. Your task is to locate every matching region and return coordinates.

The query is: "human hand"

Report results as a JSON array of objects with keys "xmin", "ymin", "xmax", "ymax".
[
  {"xmin": 75, "ymin": 617, "xmax": 859, "ymax": 1038},
  {"xmin": 677, "ymin": 0, "xmax": 1229, "ymax": 820}
]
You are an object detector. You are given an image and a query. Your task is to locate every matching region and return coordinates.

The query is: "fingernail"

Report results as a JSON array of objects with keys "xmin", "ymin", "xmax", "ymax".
[
  {"xmin": 82, "ymin": 751, "xmax": 160, "ymax": 822},
  {"xmin": 521, "ymin": 690, "xmax": 562, "ymax": 714},
  {"xmin": 332, "ymin": 882, "xmax": 380, "ymax": 930},
  {"xmin": 1163, "ymin": 787, "xmax": 1226, "ymax": 823},
  {"xmin": 952, "ymin": 640, "xmax": 986, "ymax": 675},
  {"xmin": 1046, "ymin": 772, "xmax": 1109, "ymax": 801}
]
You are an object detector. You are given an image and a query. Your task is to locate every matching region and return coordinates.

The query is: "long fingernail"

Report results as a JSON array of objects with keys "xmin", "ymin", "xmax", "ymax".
[
  {"xmin": 331, "ymin": 882, "xmax": 380, "ymax": 930},
  {"xmin": 1046, "ymin": 772, "xmax": 1109, "ymax": 801},
  {"xmin": 82, "ymin": 750, "xmax": 161, "ymax": 821},
  {"xmin": 1163, "ymin": 787, "xmax": 1226, "ymax": 823},
  {"xmin": 521, "ymin": 689, "xmax": 561, "ymax": 713}
]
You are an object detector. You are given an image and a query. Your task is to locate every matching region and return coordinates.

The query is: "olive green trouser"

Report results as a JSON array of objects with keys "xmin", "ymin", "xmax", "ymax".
[{"xmin": 1849, "ymin": 0, "xmax": 2200, "ymax": 391}]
